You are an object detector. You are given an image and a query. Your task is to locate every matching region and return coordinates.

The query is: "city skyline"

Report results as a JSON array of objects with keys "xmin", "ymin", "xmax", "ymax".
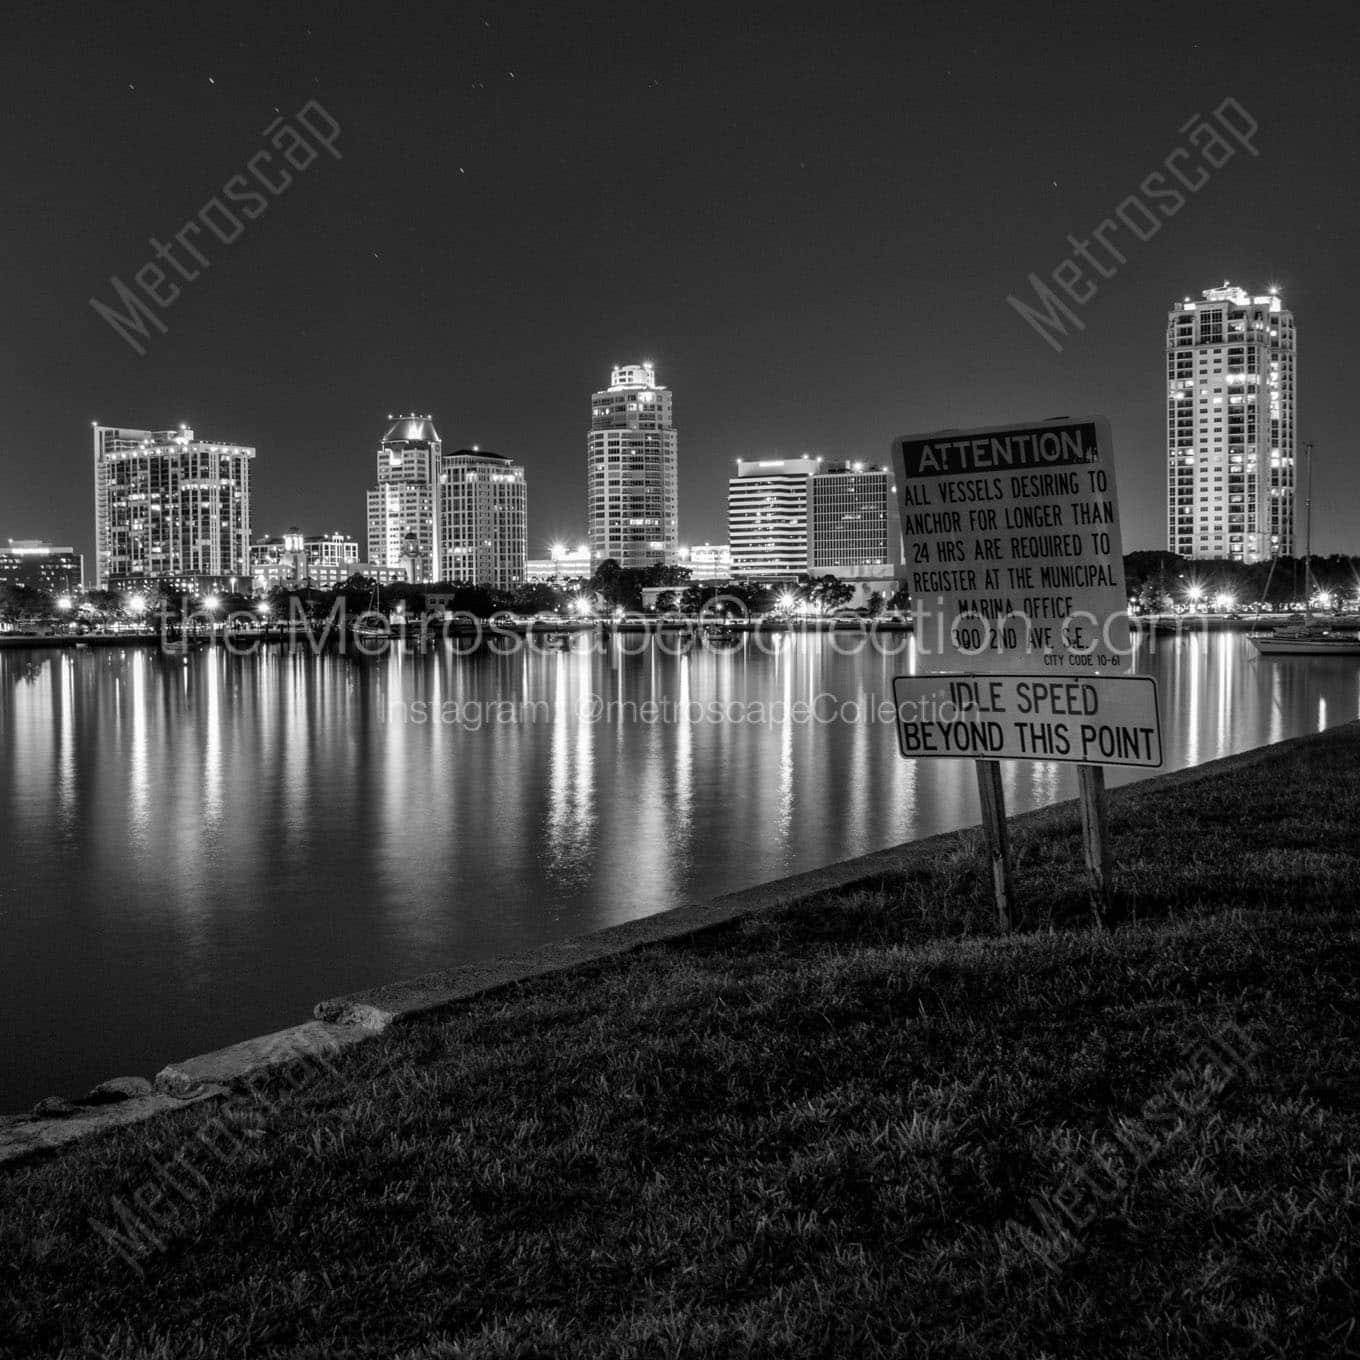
[
  {"xmin": 42, "ymin": 279, "xmax": 1347, "ymax": 584},
  {"xmin": 68, "ymin": 280, "xmax": 1309, "ymax": 595},
  {"xmin": 5, "ymin": 4, "xmax": 1356, "ymax": 574}
]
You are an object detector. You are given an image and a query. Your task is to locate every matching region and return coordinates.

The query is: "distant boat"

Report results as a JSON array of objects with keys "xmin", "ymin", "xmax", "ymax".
[
  {"xmin": 347, "ymin": 583, "xmax": 390, "ymax": 651},
  {"xmin": 1250, "ymin": 628, "xmax": 1360, "ymax": 656},
  {"xmin": 1249, "ymin": 441, "xmax": 1360, "ymax": 657}
]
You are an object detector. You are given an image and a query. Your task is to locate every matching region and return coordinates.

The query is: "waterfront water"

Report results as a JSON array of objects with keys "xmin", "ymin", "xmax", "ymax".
[{"xmin": 2, "ymin": 630, "xmax": 1357, "ymax": 1111}]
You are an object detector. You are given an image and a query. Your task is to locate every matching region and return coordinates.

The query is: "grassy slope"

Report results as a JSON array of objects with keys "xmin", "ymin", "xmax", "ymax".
[{"xmin": 2, "ymin": 728, "xmax": 1359, "ymax": 1359}]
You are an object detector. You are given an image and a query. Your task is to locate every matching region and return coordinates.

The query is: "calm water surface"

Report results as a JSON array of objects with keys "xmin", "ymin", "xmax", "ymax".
[{"xmin": 2, "ymin": 631, "xmax": 1357, "ymax": 1110}]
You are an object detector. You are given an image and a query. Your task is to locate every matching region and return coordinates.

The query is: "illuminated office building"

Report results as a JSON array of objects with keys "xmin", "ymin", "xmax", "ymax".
[
  {"xmin": 435, "ymin": 448, "xmax": 527, "ymax": 589},
  {"xmin": 729, "ymin": 457, "xmax": 892, "ymax": 580}
]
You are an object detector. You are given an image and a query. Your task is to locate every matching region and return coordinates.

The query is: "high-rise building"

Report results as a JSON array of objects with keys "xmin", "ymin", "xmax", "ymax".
[
  {"xmin": 92, "ymin": 424, "xmax": 254, "ymax": 586},
  {"xmin": 728, "ymin": 457, "xmax": 819, "ymax": 578},
  {"xmin": 809, "ymin": 462, "xmax": 892, "ymax": 572},
  {"xmin": 435, "ymin": 448, "xmax": 527, "ymax": 589},
  {"xmin": 367, "ymin": 415, "xmax": 439, "ymax": 582},
  {"xmin": 1166, "ymin": 283, "xmax": 1297, "ymax": 561},
  {"xmin": 587, "ymin": 362, "xmax": 678, "ymax": 569},
  {"xmin": 730, "ymin": 457, "xmax": 895, "ymax": 584},
  {"xmin": 0, "ymin": 541, "xmax": 84, "ymax": 595}
]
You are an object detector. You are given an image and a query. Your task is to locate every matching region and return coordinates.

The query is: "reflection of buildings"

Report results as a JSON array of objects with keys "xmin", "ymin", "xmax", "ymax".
[
  {"xmin": 367, "ymin": 415, "xmax": 439, "ymax": 582},
  {"xmin": 435, "ymin": 449, "xmax": 527, "ymax": 589},
  {"xmin": 1166, "ymin": 283, "xmax": 1297, "ymax": 562},
  {"xmin": 0, "ymin": 540, "xmax": 84, "ymax": 594},
  {"xmin": 92, "ymin": 424, "xmax": 254, "ymax": 587},
  {"xmin": 728, "ymin": 457, "xmax": 893, "ymax": 592},
  {"xmin": 588, "ymin": 362, "xmax": 678, "ymax": 569}
]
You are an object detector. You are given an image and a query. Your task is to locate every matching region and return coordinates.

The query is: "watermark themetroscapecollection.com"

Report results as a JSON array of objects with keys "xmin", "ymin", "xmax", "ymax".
[
  {"xmin": 139, "ymin": 594, "xmax": 1175, "ymax": 664},
  {"xmin": 89, "ymin": 100, "xmax": 342, "ymax": 357},
  {"xmin": 1008, "ymin": 97, "xmax": 1260, "ymax": 352}
]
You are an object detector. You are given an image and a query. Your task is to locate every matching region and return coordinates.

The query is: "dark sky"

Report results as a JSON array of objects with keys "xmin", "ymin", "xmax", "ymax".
[{"xmin": 4, "ymin": 0, "xmax": 1357, "ymax": 570}]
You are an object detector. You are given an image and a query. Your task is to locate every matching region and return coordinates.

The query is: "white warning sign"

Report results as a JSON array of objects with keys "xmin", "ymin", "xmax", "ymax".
[
  {"xmin": 892, "ymin": 417, "xmax": 1131, "ymax": 675},
  {"xmin": 892, "ymin": 674, "xmax": 1162, "ymax": 767}
]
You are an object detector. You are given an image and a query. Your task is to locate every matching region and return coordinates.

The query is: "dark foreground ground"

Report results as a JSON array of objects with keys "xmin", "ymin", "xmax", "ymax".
[{"xmin": 3, "ymin": 727, "xmax": 1359, "ymax": 1358}]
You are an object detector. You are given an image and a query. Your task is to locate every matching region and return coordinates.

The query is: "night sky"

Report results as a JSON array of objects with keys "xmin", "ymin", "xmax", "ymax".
[{"xmin": 5, "ymin": 0, "xmax": 1357, "ymax": 571}]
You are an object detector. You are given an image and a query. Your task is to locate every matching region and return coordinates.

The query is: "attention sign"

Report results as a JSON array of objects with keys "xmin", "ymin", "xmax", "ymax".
[
  {"xmin": 892, "ymin": 674, "xmax": 1163, "ymax": 768},
  {"xmin": 892, "ymin": 417, "xmax": 1130, "ymax": 674}
]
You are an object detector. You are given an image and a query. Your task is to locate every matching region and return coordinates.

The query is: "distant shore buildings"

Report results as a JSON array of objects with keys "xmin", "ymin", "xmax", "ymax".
[
  {"xmin": 76, "ymin": 359, "xmax": 925, "ymax": 602},
  {"xmin": 526, "ymin": 542, "xmax": 593, "ymax": 584},
  {"xmin": 728, "ymin": 457, "xmax": 893, "ymax": 597},
  {"xmin": 677, "ymin": 543, "xmax": 731, "ymax": 581},
  {"xmin": 246, "ymin": 529, "xmax": 403, "ymax": 591},
  {"xmin": 588, "ymin": 362, "xmax": 678, "ymax": 569},
  {"xmin": 1167, "ymin": 283, "xmax": 1297, "ymax": 562},
  {"xmin": 0, "ymin": 540, "xmax": 84, "ymax": 594},
  {"xmin": 367, "ymin": 415, "xmax": 440, "ymax": 582},
  {"xmin": 362, "ymin": 416, "xmax": 528, "ymax": 587},
  {"xmin": 436, "ymin": 448, "xmax": 527, "ymax": 591},
  {"xmin": 91, "ymin": 424, "xmax": 254, "ymax": 589}
]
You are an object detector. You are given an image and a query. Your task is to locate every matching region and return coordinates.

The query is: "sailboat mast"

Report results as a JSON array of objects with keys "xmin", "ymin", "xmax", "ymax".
[{"xmin": 1303, "ymin": 440, "xmax": 1314, "ymax": 617}]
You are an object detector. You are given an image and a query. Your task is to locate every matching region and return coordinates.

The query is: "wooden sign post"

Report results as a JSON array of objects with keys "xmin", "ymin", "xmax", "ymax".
[
  {"xmin": 974, "ymin": 758, "xmax": 1014, "ymax": 930},
  {"xmin": 889, "ymin": 417, "xmax": 1157, "ymax": 929},
  {"xmin": 1077, "ymin": 763, "xmax": 1112, "ymax": 925}
]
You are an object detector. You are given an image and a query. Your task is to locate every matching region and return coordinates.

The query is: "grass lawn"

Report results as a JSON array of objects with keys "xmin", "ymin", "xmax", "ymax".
[{"xmin": 2, "ymin": 726, "xmax": 1359, "ymax": 1358}]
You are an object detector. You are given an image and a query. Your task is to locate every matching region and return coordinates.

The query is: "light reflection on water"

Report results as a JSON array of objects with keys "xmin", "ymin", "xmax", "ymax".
[{"xmin": 1, "ymin": 631, "xmax": 1357, "ymax": 1110}]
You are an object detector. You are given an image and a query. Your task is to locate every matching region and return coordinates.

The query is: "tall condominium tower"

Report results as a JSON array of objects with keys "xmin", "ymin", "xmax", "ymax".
[
  {"xmin": 587, "ymin": 361, "xmax": 678, "ymax": 569},
  {"xmin": 435, "ymin": 448, "xmax": 527, "ymax": 589},
  {"xmin": 367, "ymin": 415, "xmax": 439, "ymax": 582},
  {"xmin": 729, "ymin": 457, "xmax": 893, "ymax": 579},
  {"xmin": 1166, "ymin": 283, "xmax": 1297, "ymax": 561},
  {"xmin": 92, "ymin": 424, "xmax": 254, "ymax": 586}
]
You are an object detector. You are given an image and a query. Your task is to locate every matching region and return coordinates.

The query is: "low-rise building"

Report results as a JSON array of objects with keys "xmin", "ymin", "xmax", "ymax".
[{"xmin": 0, "ymin": 541, "xmax": 85, "ymax": 595}]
